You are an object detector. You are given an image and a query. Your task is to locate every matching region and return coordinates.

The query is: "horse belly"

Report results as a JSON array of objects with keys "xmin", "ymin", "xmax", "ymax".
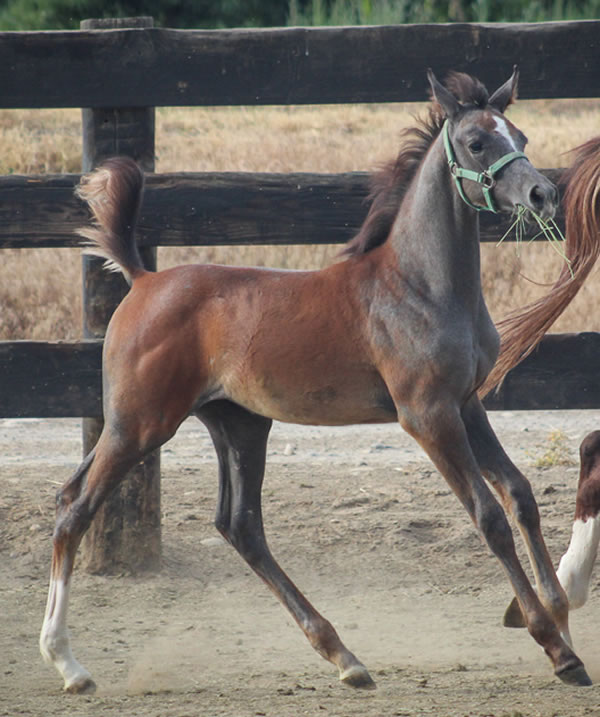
[{"xmin": 222, "ymin": 363, "xmax": 397, "ymax": 426}]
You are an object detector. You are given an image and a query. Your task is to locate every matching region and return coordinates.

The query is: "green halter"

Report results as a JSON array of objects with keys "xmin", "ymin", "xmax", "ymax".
[{"xmin": 442, "ymin": 121, "xmax": 527, "ymax": 213}]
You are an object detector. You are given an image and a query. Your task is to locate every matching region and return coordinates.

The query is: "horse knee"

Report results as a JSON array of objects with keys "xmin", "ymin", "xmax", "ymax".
[
  {"xmin": 477, "ymin": 500, "xmax": 514, "ymax": 557},
  {"xmin": 526, "ymin": 609, "xmax": 564, "ymax": 648},
  {"xmin": 509, "ymin": 481, "xmax": 540, "ymax": 530}
]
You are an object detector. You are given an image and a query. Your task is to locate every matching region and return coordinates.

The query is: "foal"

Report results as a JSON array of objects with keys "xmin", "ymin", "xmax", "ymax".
[{"xmin": 40, "ymin": 69, "xmax": 591, "ymax": 693}]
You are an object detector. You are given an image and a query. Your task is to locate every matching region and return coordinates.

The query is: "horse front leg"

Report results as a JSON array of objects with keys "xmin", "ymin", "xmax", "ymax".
[
  {"xmin": 400, "ymin": 398, "xmax": 590, "ymax": 686},
  {"xmin": 197, "ymin": 401, "xmax": 375, "ymax": 689},
  {"xmin": 462, "ymin": 397, "xmax": 578, "ymax": 643},
  {"xmin": 462, "ymin": 396, "xmax": 595, "ymax": 685}
]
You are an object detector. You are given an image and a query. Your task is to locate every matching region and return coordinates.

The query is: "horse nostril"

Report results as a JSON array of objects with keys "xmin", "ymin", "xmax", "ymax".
[{"xmin": 529, "ymin": 185, "xmax": 545, "ymax": 210}]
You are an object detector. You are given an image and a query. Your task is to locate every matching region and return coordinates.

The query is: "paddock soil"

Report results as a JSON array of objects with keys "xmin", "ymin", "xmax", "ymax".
[{"xmin": 2, "ymin": 412, "xmax": 600, "ymax": 717}]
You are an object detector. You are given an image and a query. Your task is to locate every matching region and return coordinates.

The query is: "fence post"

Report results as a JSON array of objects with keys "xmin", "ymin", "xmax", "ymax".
[{"xmin": 79, "ymin": 16, "xmax": 161, "ymax": 574}]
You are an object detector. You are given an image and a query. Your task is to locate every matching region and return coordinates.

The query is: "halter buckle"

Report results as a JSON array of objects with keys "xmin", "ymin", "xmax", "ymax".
[{"xmin": 480, "ymin": 171, "xmax": 496, "ymax": 190}]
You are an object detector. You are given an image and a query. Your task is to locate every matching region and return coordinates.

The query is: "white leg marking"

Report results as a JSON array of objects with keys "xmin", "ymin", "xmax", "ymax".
[
  {"xmin": 40, "ymin": 576, "xmax": 94, "ymax": 692},
  {"xmin": 557, "ymin": 515, "xmax": 600, "ymax": 610}
]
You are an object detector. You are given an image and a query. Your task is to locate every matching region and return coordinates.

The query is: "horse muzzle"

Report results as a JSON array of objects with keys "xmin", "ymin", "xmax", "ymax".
[{"xmin": 524, "ymin": 176, "xmax": 559, "ymax": 220}]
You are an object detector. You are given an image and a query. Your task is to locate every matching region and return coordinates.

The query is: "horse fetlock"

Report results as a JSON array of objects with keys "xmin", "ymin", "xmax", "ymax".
[
  {"xmin": 526, "ymin": 611, "xmax": 559, "ymax": 647},
  {"xmin": 39, "ymin": 637, "xmax": 56, "ymax": 666},
  {"xmin": 308, "ymin": 621, "xmax": 373, "ymax": 688},
  {"xmin": 39, "ymin": 631, "xmax": 67, "ymax": 664},
  {"xmin": 42, "ymin": 639, "xmax": 96, "ymax": 695}
]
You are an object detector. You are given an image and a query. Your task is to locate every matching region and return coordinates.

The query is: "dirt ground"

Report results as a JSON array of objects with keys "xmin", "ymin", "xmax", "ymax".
[{"xmin": 2, "ymin": 411, "xmax": 600, "ymax": 717}]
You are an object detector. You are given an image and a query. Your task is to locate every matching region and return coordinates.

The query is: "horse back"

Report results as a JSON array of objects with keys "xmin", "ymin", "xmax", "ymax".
[{"xmin": 103, "ymin": 260, "xmax": 398, "ymax": 426}]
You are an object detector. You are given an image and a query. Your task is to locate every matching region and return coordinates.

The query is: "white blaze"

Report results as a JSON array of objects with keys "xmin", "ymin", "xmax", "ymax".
[{"xmin": 493, "ymin": 116, "xmax": 517, "ymax": 150}]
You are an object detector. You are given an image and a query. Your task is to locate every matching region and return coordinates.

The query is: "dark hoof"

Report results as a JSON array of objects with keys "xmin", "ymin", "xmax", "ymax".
[
  {"xmin": 65, "ymin": 677, "xmax": 97, "ymax": 694},
  {"xmin": 340, "ymin": 664, "xmax": 377, "ymax": 689},
  {"xmin": 503, "ymin": 597, "xmax": 526, "ymax": 628},
  {"xmin": 556, "ymin": 663, "xmax": 593, "ymax": 687}
]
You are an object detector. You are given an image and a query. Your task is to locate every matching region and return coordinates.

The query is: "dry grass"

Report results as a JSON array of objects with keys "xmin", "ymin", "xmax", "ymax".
[
  {"xmin": 1, "ymin": 99, "xmax": 599, "ymax": 340},
  {"xmin": 534, "ymin": 429, "xmax": 577, "ymax": 468}
]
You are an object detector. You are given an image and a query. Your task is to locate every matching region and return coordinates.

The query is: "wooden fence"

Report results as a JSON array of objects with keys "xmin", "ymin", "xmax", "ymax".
[{"xmin": 1, "ymin": 18, "xmax": 599, "ymax": 571}]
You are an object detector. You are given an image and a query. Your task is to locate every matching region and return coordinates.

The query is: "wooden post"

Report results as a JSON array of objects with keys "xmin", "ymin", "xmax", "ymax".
[{"xmin": 79, "ymin": 16, "xmax": 161, "ymax": 574}]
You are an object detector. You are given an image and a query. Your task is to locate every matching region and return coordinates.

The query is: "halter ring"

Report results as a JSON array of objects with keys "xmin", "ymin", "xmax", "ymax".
[{"xmin": 480, "ymin": 172, "xmax": 496, "ymax": 189}]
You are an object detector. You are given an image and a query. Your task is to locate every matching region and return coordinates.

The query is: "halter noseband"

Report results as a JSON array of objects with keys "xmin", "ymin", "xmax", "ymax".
[{"xmin": 442, "ymin": 121, "xmax": 527, "ymax": 213}]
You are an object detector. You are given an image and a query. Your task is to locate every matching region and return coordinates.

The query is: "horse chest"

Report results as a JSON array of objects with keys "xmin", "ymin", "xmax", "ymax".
[
  {"xmin": 436, "ymin": 317, "xmax": 499, "ymax": 392},
  {"xmin": 371, "ymin": 305, "xmax": 497, "ymax": 403}
]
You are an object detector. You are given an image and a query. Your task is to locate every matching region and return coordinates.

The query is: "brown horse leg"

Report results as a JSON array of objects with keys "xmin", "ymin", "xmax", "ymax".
[
  {"xmin": 39, "ymin": 448, "xmax": 98, "ymax": 692},
  {"xmin": 39, "ymin": 427, "xmax": 158, "ymax": 693},
  {"xmin": 462, "ymin": 398, "xmax": 592, "ymax": 685},
  {"xmin": 401, "ymin": 400, "xmax": 590, "ymax": 686},
  {"xmin": 462, "ymin": 399, "xmax": 576, "ymax": 633},
  {"xmin": 196, "ymin": 400, "xmax": 375, "ymax": 688}
]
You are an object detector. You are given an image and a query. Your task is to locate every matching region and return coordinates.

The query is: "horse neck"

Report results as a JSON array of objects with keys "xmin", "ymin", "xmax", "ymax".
[{"xmin": 388, "ymin": 135, "xmax": 483, "ymax": 308}]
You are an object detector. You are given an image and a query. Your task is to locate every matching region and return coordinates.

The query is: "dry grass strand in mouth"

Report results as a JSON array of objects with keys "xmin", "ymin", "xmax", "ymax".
[{"xmin": 497, "ymin": 205, "xmax": 573, "ymax": 277}]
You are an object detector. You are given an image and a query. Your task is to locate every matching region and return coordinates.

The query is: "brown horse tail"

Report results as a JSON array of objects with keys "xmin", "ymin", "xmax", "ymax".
[
  {"xmin": 479, "ymin": 136, "xmax": 600, "ymax": 398},
  {"xmin": 75, "ymin": 156, "xmax": 147, "ymax": 284}
]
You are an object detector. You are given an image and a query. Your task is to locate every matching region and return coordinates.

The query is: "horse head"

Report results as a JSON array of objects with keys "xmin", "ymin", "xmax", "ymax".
[{"xmin": 428, "ymin": 68, "xmax": 558, "ymax": 219}]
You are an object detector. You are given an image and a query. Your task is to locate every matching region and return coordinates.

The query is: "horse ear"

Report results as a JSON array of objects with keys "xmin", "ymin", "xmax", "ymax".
[
  {"xmin": 427, "ymin": 68, "xmax": 460, "ymax": 119},
  {"xmin": 489, "ymin": 66, "xmax": 519, "ymax": 113}
]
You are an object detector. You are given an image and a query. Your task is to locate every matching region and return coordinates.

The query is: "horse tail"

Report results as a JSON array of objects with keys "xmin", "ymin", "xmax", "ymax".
[
  {"xmin": 479, "ymin": 136, "xmax": 600, "ymax": 398},
  {"xmin": 76, "ymin": 156, "xmax": 147, "ymax": 285}
]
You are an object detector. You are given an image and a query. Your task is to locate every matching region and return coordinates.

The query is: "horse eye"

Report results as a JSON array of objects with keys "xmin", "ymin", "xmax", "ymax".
[{"xmin": 469, "ymin": 141, "xmax": 483, "ymax": 154}]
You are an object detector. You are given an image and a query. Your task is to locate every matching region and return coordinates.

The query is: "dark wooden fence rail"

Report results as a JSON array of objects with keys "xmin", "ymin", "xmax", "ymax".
[
  {"xmin": 1, "ymin": 19, "xmax": 599, "ymax": 409},
  {"xmin": 1, "ymin": 19, "xmax": 599, "ymax": 573},
  {"xmin": 0, "ymin": 168, "xmax": 566, "ymax": 249},
  {"xmin": 2, "ymin": 21, "xmax": 599, "ymax": 107}
]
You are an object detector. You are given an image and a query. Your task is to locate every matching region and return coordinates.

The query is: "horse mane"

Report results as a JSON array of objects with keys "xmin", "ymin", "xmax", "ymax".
[
  {"xmin": 479, "ymin": 136, "xmax": 600, "ymax": 397},
  {"xmin": 343, "ymin": 72, "xmax": 490, "ymax": 257}
]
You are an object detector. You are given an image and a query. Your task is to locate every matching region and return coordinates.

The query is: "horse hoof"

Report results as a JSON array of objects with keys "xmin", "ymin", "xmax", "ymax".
[
  {"xmin": 340, "ymin": 664, "xmax": 376, "ymax": 689},
  {"xmin": 64, "ymin": 677, "xmax": 97, "ymax": 694},
  {"xmin": 503, "ymin": 597, "xmax": 526, "ymax": 628},
  {"xmin": 555, "ymin": 663, "xmax": 593, "ymax": 687}
]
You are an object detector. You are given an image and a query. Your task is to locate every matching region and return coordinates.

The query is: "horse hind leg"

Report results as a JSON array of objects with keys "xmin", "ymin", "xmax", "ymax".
[
  {"xmin": 196, "ymin": 400, "xmax": 375, "ymax": 689},
  {"xmin": 39, "ymin": 424, "xmax": 162, "ymax": 693},
  {"xmin": 39, "ymin": 449, "xmax": 97, "ymax": 693}
]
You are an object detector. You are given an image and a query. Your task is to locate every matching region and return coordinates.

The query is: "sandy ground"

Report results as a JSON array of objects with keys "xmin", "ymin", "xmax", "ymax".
[{"xmin": 2, "ymin": 411, "xmax": 600, "ymax": 717}]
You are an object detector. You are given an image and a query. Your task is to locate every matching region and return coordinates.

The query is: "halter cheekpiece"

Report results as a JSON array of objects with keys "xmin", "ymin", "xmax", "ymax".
[{"xmin": 442, "ymin": 120, "xmax": 527, "ymax": 213}]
